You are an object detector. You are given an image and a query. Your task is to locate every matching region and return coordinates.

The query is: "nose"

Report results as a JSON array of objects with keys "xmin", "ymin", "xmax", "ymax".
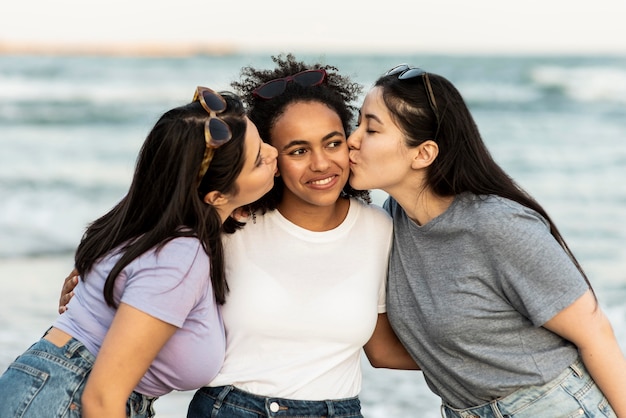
[
  {"xmin": 264, "ymin": 143, "xmax": 278, "ymax": 163},
  {"xmin": 309, "ymin": 149, "xmax": 331, "ymax": 171},
  {"xmin": 347, "ymin": 129, "xmax": 361, "ymax": 150}
]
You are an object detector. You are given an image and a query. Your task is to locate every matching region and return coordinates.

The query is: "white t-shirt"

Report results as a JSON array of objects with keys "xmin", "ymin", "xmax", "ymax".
[{"xmin": 209, "ymin": 199, "xmax": 392, "ymax": 400}]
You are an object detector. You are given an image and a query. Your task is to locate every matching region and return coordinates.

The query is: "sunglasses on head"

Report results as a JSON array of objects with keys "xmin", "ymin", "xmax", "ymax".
[
  {"xmin": 192, "ymin": 86, "xmax": 233, "ymax": 182},
  {"xmin": 252, "ymin": 69, "xmax": 327, "ymax": 100},
  {"xmin": 385, "ymin": 64, "xmax": 440, "ymax": 126}
]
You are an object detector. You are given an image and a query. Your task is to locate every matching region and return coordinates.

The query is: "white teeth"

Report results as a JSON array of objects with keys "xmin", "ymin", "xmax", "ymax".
[{"xmin": 310, "ymin": 176, "xmax": 333, "ymax": 185}]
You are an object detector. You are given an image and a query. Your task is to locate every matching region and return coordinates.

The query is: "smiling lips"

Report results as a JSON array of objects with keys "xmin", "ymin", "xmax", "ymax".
[{"xmin": 310, "ymin": 176, "xmax": 335, "ymax": 186}]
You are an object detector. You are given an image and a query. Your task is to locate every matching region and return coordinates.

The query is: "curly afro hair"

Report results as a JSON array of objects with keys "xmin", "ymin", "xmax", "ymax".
[{"xmin": 231, "ymin": 53, "xmax": 370, "ymax": 213}]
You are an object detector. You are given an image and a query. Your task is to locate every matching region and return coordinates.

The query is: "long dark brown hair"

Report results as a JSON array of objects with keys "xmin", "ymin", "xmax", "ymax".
[
  {"xmin": 376, "ymin": 70, "xmax": 591, "ymax": 288},
  {"xmin": 74, "ymin": 92, "xmax": 247, "ymax": 306}
]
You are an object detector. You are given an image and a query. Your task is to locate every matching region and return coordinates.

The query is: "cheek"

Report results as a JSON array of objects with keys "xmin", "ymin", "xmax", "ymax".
[
  {"xmin": 333, "ymin": 149, "xmax": 350, "ymax": 169},
  {"xmin": 275, "ymin": 158, "xmax": 298, "ymax": 183},
  {"xmin": 364, "ymin": 142, "xmax": 402, "ymax": 175},
  {"xmin": 276, "ymin": 154, "xmax": 290, "ymax": 171},
  {"xmin": 360, "ymin": 139, "xmax": 384, "ymax": 161}
]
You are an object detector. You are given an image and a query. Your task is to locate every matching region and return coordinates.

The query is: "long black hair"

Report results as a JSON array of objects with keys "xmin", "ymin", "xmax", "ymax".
[{"xmin": 74, "ymin": 92, "xmax": 247, "ymax": 306}]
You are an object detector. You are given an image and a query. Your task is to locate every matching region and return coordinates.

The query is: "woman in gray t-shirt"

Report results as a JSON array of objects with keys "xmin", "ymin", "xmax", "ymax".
[{"xmin": 347, "ymin": 64, "xmax": 626, "ymax": 417}]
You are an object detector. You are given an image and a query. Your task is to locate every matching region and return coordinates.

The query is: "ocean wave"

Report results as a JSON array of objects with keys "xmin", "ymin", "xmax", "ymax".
[{"xmin": 531, "ymin": 65, "xmax": 626, "ymax": 104}]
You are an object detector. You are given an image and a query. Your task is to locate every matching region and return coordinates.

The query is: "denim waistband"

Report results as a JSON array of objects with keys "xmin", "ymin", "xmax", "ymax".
[
  {"xmin": 441, "ymin": 358, "xmax": 589, "ymax": 417},
  {"xmin": 39, "ymin": 326, "xmax": 96, "ymax": 364},
  {"xmin": 128, "ymin": 390, "xmax": 158, "ymax": 417},
  {"xmin": 199, "ymin": 385, "xmax": 362, "ymax": 417}
]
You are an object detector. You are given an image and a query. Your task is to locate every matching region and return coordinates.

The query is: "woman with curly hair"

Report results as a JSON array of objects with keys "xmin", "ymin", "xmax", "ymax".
[
  {"xmin": 59, "ymin": 55, "xmax": 417, "ymax": 417},
  {"xmin": 186, "ymin": 54, "xmax": 418, "ymax": 418}
]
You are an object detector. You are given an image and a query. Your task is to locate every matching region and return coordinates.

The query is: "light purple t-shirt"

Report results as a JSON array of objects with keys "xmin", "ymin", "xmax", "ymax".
[{"xmin": 54, "ymin": 236, "xmax": 225, "ymax": 397}]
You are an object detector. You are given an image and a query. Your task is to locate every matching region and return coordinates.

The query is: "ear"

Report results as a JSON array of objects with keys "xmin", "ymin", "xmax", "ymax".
[
  {"xmin": 411, "ymin": 140, "xmax": 439, "ymax": 170},
  {"xmin": 203, "ymin": 190, "xmax": 229, "ymax": 207}
]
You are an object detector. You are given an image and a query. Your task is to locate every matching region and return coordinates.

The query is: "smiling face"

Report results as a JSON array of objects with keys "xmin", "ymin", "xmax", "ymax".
[
  {"xmin": 270, "ymin": 101, "xmax": 349, "ymax": 211},
  {"xmin": 347, "ymin": 87, "xmax": 414, "ymax": 195}
]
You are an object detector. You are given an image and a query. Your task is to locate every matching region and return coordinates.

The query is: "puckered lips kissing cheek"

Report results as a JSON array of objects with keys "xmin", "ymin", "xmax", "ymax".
[{"xmin": 348, "ymin": 150, "xmax": 361, "ymax": 175}]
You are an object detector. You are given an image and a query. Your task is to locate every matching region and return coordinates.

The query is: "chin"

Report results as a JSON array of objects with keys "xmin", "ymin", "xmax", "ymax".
[{"xmin": 348, "ymin": 177, "xmax": 367, "ymax": 191}]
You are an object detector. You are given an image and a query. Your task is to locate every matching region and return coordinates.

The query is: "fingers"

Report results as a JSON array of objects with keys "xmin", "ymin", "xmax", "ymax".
[
  {"xmin": 58, "ymin": 288, "xmax": 75, "ymax": 314},
  {"xmin": 58, "ymin": 270, "xmax": 79, "ymax": 315},
  {"xmin": 62, "ymin": 271, "xmax": 79, "ymax": 293},
  {"xmin": 231, "ymin": 206, "xmax": 251, "ymax": 221}
]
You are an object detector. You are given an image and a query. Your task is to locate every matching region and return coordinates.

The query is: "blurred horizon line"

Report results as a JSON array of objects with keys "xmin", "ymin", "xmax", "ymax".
[{"xmin": 1, "ymin": 39, "xmax": 626, "ymax": 59}]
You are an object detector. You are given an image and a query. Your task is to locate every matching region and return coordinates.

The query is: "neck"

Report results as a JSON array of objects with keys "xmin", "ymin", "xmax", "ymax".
[
  {"xmin": 388, "ymin": 186, "xmax": 453, "ymax": 226},
  {"xmin": 277, "ymin": 196, "xmax": 350, "ymax": 232}
]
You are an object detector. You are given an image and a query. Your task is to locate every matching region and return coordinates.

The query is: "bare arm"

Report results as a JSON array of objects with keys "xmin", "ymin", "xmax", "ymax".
[
  {"xmin": 363, "ymin": 313, "xmax": 420, "ymax": 370},
  {"xmin": 544, "ymin": 289, "xmax": 626, "ymax": 416},
  {"xmin": 81, "ymin": 303, "xmax": 177, "ymax": 418}
]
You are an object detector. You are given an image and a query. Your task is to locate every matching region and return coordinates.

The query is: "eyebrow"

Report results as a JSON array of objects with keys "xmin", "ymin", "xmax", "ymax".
[
  {"xmin": 280, "ymin": 131, "xmax": 345, "ymax": 152},
  {"xmin": 363, "ymin": 113, "xmax": 383, "ymax": 125}
]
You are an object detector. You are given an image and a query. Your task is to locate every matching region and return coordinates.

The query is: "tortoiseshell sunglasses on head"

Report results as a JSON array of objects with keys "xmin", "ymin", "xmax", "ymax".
[{"xmin": 192, "ymin": 86, "xmax": 233, "ymax": 181}]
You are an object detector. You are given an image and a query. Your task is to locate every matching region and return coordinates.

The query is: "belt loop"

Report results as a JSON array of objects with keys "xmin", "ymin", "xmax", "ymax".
[
  {"xmin": 491, "ymin": 400, "xmax": 506, "ymax": 418},
  {"xmin": 213, "ymin": 385, "xmax": 234, "ymax": 411},
  {"xmin": 570, "ymin": 361, "xmax": 584, "ymax": 378},
  {"xmin": 64, "ymin": 339, "xmax": 83, "ymax": 358},
  {"xmin": 440, "ymin": 404, "xmax": 448, "ymax": 418},
  {"xmin": 146, "ymin": 396, "xmax": 156, "ymax": 416},
  {"xmin": 325, "ymin": 400, "xmax": 335, "ymax": 416}
]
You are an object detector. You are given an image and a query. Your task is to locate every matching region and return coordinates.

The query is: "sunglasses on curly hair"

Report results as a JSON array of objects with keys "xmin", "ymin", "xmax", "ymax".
[
  {"xmin": 385, "ymin": 64, "xmax": 440, "ymax": 125},
  {"xmin": 192, "ymin": 86, "xmax": 233, "ymax": 182},
  {"xmin": 252, "ymin": 69, "xmax": 327, "ymax": 100}
]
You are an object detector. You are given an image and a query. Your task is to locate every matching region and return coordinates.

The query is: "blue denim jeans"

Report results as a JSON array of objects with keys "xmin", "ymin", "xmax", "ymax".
[
  {"xmin": 441, "ymin": 358, "xmax": 616, "ymax": 418},
  {"xmin": 0, "ymin": 335, "xmax": 157, "ymax": 418},
  {"xmin": 187, "ymin": 385, "xmax": 363, "ymax": 417}
]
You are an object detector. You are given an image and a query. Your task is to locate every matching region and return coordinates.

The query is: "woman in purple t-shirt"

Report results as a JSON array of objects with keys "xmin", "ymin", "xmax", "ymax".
[{"xmin": 0, "ymin": 87, "xmax": 277, "ymax": 418}]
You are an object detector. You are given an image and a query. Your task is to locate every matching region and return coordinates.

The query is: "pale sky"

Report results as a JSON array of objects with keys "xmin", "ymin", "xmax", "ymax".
[{"xmin": 1, "ymin": 0, "xmax": 625, "ymax": 55}]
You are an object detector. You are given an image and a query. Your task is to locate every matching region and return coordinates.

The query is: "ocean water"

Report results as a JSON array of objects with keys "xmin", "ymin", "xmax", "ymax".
[{"xmin": 0, "ymin": 52, "xmax": 625, "ymax": 417}]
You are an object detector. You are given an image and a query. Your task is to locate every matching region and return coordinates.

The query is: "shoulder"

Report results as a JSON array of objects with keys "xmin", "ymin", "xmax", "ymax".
[
  {"xmin": 351, "ymin": 198, "xmax": 392, "ymax": 225},
  {"xmin": 349, "ymin": 199, "xmax": 393, "ymax": 244},
  {"xmin": 148, "ymin": 237, "xmax": 209, "ymax": 273},
  {"xmin": 460, "ymin": 194, "xmax": 548, "ymax": 228},
  {"xmin": 456, "ymin": 195, "xmax": 553, "ymax": 252},
  {"xmin": 159, "ymin": 236, "xmax": 204, "ymax": 256}
]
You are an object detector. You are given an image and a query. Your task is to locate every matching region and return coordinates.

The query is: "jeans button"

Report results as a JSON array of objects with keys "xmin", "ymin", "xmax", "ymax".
[{"xmin": 270, "ymin": 402, "xmax": 280, "ymax": 413}]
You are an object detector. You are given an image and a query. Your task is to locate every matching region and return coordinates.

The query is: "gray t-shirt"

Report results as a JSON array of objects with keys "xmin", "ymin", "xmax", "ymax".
[{"xmin": 385, "ymin": 193, "xmax": 589, "ymax": 408}]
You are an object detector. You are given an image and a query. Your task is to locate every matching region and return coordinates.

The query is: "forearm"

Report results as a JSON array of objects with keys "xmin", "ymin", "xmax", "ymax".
[
  {"xmin": 364, "ymin": 343, "xmax": 420, "ymax": 370},
  {"xmin": 82, "ymin": 390, "xmax": 127, "ymax": 418},
  {"xmin": 543, "ymin": 290, "xmax": 626, "ymax": 416},
  {"xmin": 364, "ymin": 313, "xmax": 420, "ymax": 370},
  {"xmin": 578, "ymin": 332, "xmax": 626, "ymax": 416}
]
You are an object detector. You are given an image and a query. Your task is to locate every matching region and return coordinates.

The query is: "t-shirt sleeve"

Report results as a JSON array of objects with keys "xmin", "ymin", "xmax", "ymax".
[
  {"xmin": 377, "ymin": 270, "xmax": 387, "ymax": 314},
  {"xmin": 120, "ymin": 237, "xmax": 211, "ymax": 327},
  {"xmin": 375, "ymin": 203, "xmax": 393, "ymax": 314},
  {"xmin": 491, "ymin": 207, "xmax": 589, "ymax": 326}
]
